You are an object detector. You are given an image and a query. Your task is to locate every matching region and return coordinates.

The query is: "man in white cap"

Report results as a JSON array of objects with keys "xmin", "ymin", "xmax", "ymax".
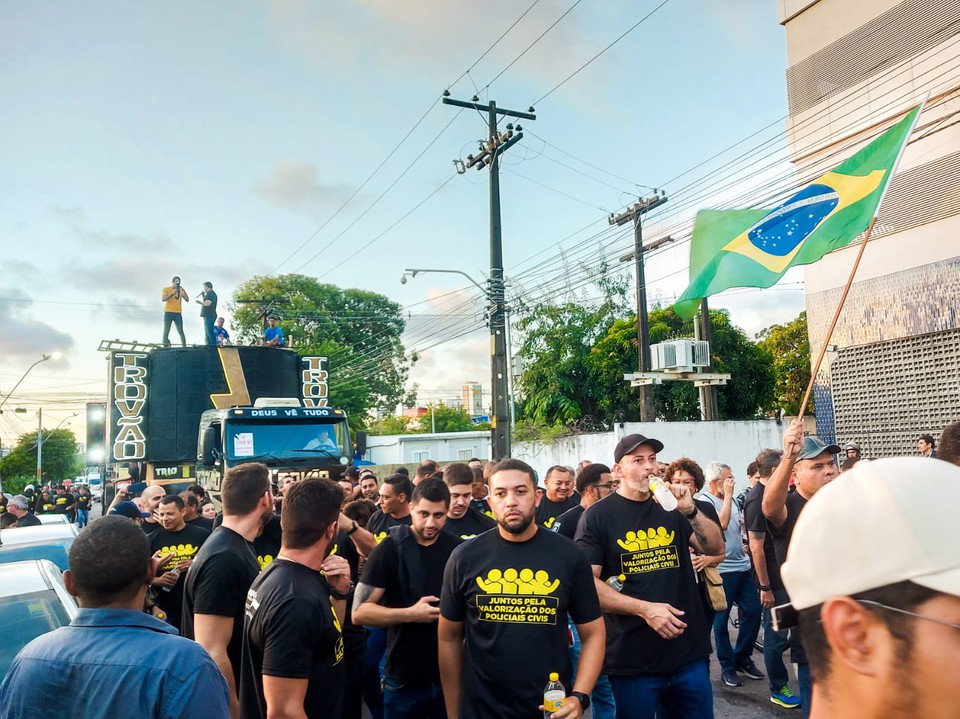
[
  {"xmin": 762, "ymin": 419, "xmax": 840, "ymax": 716},
  {"xmin": 780, "ymin": 457, "xmax": 960, "ymax": 719}
]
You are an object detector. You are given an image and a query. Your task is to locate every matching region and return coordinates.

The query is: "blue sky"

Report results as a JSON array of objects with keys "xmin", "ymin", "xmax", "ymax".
[{"xmin": 0, "ymin": 0, "xmax": 804, "ymax": 436}]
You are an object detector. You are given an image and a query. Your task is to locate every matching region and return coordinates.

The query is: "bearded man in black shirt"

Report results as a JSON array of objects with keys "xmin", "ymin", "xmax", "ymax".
[
  {"xmin": 184, "ymin": 462, "xmax": 275, "ymax": 717},
  {"xmin": 439, "ymin": 459, "xmax": 605, "ymax": 719},
  {"xmin": 239, "ymin": 478, "xmax": 352, "ymax": 719},
  {"xmin": 575, "ymin": 434, "xmax": 724, "ymax": 719},
  {"xmin": 353, "ymin": 477, "xmax": 462, "ymax": 719}
]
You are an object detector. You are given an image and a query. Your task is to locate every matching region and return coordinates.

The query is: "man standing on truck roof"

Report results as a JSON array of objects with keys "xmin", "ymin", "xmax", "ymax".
[
  {"xmin": 197, "ymin": 281, "xmax": 218, "ymax": 346},
  {"xmin": 161, "ymin": 275, "xmax": 188, "ymax": 347}
]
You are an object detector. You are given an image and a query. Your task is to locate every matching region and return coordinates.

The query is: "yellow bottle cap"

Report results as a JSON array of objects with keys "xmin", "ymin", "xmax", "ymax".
[
  {"xmin": 549, "ymin": 672, "xmax": 559, "ymax": 682},
  {"xmin": 618, "ymin": 574, "xmax": 626, "ymax": 581}
]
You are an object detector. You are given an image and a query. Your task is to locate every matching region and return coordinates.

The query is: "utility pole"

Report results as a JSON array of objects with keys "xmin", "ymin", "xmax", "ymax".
[
  {"xmin": 36, "ymin": 407, "xmax": 42, "ymax": 484},
  {"xmin": 444, "ymin": 93, "xmax": 535, "ymax": 460},
  {"xmin": 612, "ymin": 192, "xmax": 669, "ymax": 422},
  {"xmin": 697, "ymin": 298, "xmax": 719, "ymax": 420}
]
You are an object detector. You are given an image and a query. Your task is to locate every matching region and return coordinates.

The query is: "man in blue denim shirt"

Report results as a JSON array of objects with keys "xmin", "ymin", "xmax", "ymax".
[{"xmin": 0, "ymin": 516, "xmax": 230, "ymax": 719}]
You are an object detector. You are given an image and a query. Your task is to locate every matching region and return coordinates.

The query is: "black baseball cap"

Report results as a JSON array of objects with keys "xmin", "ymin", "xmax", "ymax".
[{"xmin": 614, "ymin": 433, "xmax": 664, "ymax": 463}]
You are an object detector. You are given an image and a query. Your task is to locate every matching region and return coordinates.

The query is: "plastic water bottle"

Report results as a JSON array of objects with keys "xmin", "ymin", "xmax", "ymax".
[
  {"xmin": 606, "ymin": 574, "xmax": 626, "ymax": 592},
  {"xmin": 648, "ymin": 477, "xmax": 678, "ymax": 512},
  {"xmin": 161, "ymin": 568, "xmax": 180, "ymax": 592},
  {"xmin": 543, "ymin": 673, "xmax": 565, "ymax": 718}
]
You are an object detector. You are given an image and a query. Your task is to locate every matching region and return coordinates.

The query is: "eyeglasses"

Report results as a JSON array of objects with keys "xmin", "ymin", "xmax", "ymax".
[
  {"xmin": 856, "ymin": 599, "xmax": 960, "ymax": 632},
  {"xmin": 595, "ymin": 482, "xmax": 620, "ymax": 491}
]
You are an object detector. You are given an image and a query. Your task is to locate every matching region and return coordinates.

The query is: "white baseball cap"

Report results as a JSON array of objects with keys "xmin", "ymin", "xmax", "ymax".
[{"xmin": 781, "ymin": 457, "xmax": 960, "ymax": 610}]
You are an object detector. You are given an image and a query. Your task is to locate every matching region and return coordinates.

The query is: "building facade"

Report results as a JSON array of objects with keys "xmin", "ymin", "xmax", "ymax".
[{"xmin": 779, "ymin": 0, "xmax": 960, "ymax": 456}]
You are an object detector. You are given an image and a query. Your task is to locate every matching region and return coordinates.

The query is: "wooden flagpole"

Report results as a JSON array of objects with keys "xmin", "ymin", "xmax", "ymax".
[{"xmin": 795, "ymin": 99, "xmax": 927, "ymax": 425}]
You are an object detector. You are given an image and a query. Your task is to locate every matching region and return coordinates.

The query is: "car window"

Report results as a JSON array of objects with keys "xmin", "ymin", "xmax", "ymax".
[
  {"xmin": 0, "ymin": 542, "xmax": 73, "ymax": 571},
  {"xmin": 0, "ymin": 589, "xmax": 71, "ymax": 679}
]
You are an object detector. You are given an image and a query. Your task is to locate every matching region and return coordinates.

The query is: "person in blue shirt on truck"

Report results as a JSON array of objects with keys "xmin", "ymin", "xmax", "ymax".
[{"xmin": 263, "ymin": 317, "xmax": 285, "ymax": 347}]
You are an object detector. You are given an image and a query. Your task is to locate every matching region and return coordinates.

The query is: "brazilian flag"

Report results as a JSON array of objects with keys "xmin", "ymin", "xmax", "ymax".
[{"xmin": 672, "ymin": 104, "xmax": 922, "ymax": 319}]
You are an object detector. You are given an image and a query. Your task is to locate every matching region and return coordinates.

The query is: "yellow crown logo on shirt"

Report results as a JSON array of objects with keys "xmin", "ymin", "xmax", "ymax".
[
  {"xmin": 374, "ymin": 531, "xmax": 387, "ymax": 544},
  {"xmin": 475, "ymin": 568, "xmax": 560, "ymax": 596},
  {"xmin": 616, "ymin": 527, "xmax": 675, "ymax": 552},
  {"xmin": 258, "ymin": 554, "xmax": 274, "ymax": 570}
]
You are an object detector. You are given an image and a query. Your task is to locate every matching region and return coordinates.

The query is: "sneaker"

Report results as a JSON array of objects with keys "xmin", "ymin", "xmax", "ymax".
[
  {"xmin": 721, "ymin": 669, "xmax": 743, "ymax": 687},
  {"xmin": 737, "ymin": 659, "xmax": 764, "ymax": 680},
  {"xmin": 770, "ymin": 686, "xmax": 801, "ymax": 708}
]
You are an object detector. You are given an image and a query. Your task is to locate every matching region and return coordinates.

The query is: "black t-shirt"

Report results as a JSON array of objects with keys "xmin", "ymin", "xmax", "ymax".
[
  {"xmin": 743, "ymin": 483, "xmax": 783, "ymax": 591},
  {"xmin": 440, "ymin": 527, "xmax": 601, "ymax": 719},
  {"xmin": 535, "ymin": 493, "xmax": 580, "ymax": 529},
  {"xmin": 17, "ymin": 514, "xmax": 41, "ymax": 528},
  {"xmin": 189, "ymin": 516, "xmax": 215, "ymax": 533},
  {"xmin": 360, "ymin": 529, "xmax": 462, "ymax": 687},
  {"xmin": 76, "ymin": 494, "xmax": 91, "ymax": 511},
  {"xmin": 551, "ymin": 504, "xmax": 585, "ymax": 540},
  {"xmin": 575, "ymin": 492, "xmax": 711, "ymax": 675},
  {"xmin": 331, "ymin": 529, "xmax": 365, "ymax": 647},
  {"xmin": 470, "ymin": 497, "xmax": 493, "ymax": 518},
  {"xmin": 253, "ymin": 514, "xmax": 282, "ymax": 570},
  {"xmin": 444, "ymin": 509, "xmax": 496, "ymax": 540},
  {"xmin": 54, "ymin": 493, "xmax": 75, "ymax": 514},
  {"xmin": 239, "ymin": 559, "xmax": 345, "ymax": 719},
  {"xmin": 142, "ymin": 519, "xmax": 161, "ymax": 537},
  {"xmin": 366, "ymin": 510, "xmax": 411, "ymax": 544},
  {"xmin": 182, "ymin": 526, "xmax": 260, "ymax": 687},
  {"xmin": 767, "ymin": 491, "xmax": 808, "ymax": 664},
  {"xmin": 201, "ymin": 289, "xmax": 218, "ymax": 317},
  {"xmin": 148, "ymin": 523, "xmax": 210, "ymax": 631}
]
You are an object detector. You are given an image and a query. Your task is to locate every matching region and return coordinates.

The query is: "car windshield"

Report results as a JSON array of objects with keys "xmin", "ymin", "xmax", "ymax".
[
  {"xmin": 0, "ymin": 589, "xmax": 71, "ymax": 679},
  {"xmin": 225, "ymin": 420, "xmax": 348, "ymax": 462}
]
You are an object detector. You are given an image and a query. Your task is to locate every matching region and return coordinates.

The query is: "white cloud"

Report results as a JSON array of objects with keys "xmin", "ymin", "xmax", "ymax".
[{"xmin": 253, "ymin": 161, "xmax": 356, "ymax": 219}]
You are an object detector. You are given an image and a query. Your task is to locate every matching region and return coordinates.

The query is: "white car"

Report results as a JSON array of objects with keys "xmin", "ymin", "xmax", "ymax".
[
  {"xmin": 0, "ymin": 560, "xmax": 78, "ymax": 679},
  {"xmin": 0, "ymin": 523, "xmax": 80, "ymax": 571},
  {"xmin": 36, "ymin": 514, "xmax": 70, "ymax": 526}
]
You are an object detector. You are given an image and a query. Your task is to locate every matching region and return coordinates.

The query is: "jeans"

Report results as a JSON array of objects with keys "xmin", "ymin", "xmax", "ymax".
[
  {"xmin": 608, "ymin": 658, "xmax": 713, "ymax": 719},
  {"xmin": 162, "ymin": 312, "xmax": 186, "ymax": 347},
  {"xmin": 798, "ymin": 662, "xmax": 812, "ymax": 717},
  {"xmin": 569, "ymin": 621, "xmax": 616, "ymax": 719},
  {"xmin": 762, "ymin": 589, "xmax": 792, "ymax": 693},
  {"xmin": 712, "ymin": 569, "xmax": 762, "ymax": 672},
  {"xmin": 203, "ymin": 315, "xmax": 216, "ymax": 345},
  {"xmin": 363, "ymin": 627, "xmax": 387, "ymax": 719},
  {"xmin": 76, "ymin": 509, "xmax": 89, "ymax": 528},
  {"xmin": 382, "ymin": 678, "xmax": 446, "ymax": 719}
]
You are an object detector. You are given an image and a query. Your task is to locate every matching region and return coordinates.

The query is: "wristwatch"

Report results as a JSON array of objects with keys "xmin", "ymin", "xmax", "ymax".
[
  {"xmin": 330, "ymin": 581, "xmax": 355, "ymax": 600},
  {"xmin": 347, "ymin": 520, "xmax": 359, "ymax": 535},
  {"xmin": 683, "ymin": 505, "xmax": 699, "ymax": 520},
  {"xmin": 570, "ymin": 692, "xmax": 590, "ymax": 711}
]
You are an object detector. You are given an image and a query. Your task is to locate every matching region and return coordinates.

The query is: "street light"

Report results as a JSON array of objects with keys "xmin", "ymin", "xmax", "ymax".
[
  {"xmin": 36, "ymin": 410, "xmax": 79, "ymax": 486},
  {"xmin": 401, "ymin": 268, "xmax": 490, "ymax": 296},
  {"xmin": 0, "ymin": 352, "xmax": 62, "ymax": 414}
]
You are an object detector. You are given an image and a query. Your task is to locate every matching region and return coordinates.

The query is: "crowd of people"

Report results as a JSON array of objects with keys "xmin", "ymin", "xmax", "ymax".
[
  {"xmin": 2, "ymin": 419, "xmax": 960, "ymax": 719},
  {"xmin": 0, "ymin": 482, "xmax": 95, "ymax": 529},
  {"xmin": 159, "ymin": 274, "xmax": 285, "ymax": 348}
]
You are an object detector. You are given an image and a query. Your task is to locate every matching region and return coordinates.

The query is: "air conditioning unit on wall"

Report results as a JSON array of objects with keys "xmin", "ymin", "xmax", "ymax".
[{"xmin": 650, "ymin": 339, "xmax": 711, "ymax": 373}]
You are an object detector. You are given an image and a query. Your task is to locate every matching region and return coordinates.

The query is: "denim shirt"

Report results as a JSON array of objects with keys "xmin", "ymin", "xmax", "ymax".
[{"xmin": 0, "ymin": 608, "xmax": 230, "ymax": 719}]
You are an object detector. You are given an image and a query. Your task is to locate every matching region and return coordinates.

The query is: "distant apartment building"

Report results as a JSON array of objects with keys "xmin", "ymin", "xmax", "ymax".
[
  {"xmin": 779, "ymin": 0, "xmax": 960, "ymax": 456},
  {"xmin": 462, "ymin": 381, "xmax": 484, "ymax": 416}
]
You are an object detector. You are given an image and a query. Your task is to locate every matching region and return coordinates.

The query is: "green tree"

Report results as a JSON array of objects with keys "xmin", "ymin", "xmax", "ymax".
[
  {"xmin": 426, "ymin": 403, "xmax": 483, "ymax": 433},
  {"xmin": 231, "ymin": 275, "xmax": 411, "ymax": 424},
  {"xmin": 0, "ymin": 429, "xmax": 80, "ymax": 483},
  {"xmin": 367, "ymin": 414, "xmax": 419, "ymax": 435},
  {"xmin": 757, "ymin": 311, "xmax": 813, "ymax": 415}
]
